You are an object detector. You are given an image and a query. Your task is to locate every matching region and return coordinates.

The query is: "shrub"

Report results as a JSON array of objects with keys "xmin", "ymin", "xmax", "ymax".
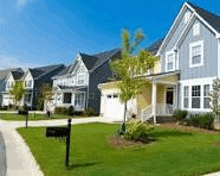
[
  {"xmin": 0, "ymin": 106, "xmax": 7, "ymax": 110},
  {"xmin": 189, "ymin": 113, "xmax": 214, "ymax": 130},
  {"xmin": 84, "ymin": 107, "xmax": 95, "ymax": 116},
  {"xmin": 124, "ymin": 120, "xmax": 154, "ymax": 140},
  {"xmin": 54, "ymin": 107, "xmax": 68, "ymax": 115},
  {"xmin": 173, "ymin": 110, "xmax": 188, "ymax": 122},
  {"xmin": 67, "ymin": 106, "xmax": 74, "ymax": 116},
  {"xmin": 8, "ymin": 103, "xmax": 13, "ymax": 109}
]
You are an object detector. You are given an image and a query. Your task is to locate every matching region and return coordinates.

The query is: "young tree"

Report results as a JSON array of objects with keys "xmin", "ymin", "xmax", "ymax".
[
  {"xmin": 9, "ymin": 81, "xmax": 25, "ymax": 108},
  {"xmin": 209, "ymin": 78, "xmax": 220, "ymax": 129},
  {"xmin": 110, "ymin": 29, "xmax": 158, "ymax": 131},
  {"xmin": 39, "ymin": 83, "xmax": 53, "ymax": 113}
]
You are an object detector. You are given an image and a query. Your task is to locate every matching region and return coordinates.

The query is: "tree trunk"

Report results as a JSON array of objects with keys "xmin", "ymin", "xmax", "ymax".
[
  {"xmin": 123, "ymin": 101, "xmax": 127, "ymax": 132},
  {"xmin": 214, "ymin": 113, "xmax": 220, "ymax": 130}
]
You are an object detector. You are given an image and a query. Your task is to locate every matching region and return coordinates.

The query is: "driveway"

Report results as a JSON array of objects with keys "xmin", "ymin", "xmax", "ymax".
[{"xmin": 0, "ymin": 131, "xmax": 7, "ymax": 176}]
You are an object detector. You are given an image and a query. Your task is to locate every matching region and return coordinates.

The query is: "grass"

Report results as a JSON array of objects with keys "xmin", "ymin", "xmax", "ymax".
[
  {"xmin": 0, "ymin": 113, "xmax": 72, "ymax": 120},
  {"xmin": 17, "ymin": 123, "xmax": 220, "ymax": 176}
]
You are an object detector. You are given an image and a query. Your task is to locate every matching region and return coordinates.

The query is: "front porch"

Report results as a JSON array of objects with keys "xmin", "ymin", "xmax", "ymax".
[{"xmin": 140, "ymin": 71, "xmax": 180, "ymax": 123}]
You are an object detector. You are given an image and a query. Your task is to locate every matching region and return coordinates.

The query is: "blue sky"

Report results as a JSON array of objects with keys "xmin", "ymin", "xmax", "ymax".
[{"xmin": 1, "ymin": 0, "xmax": 220, "ymax": 69}]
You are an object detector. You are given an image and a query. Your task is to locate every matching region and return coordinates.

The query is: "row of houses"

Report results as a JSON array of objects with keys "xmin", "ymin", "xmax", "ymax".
[{"xmin": 1, "ymin": 2, "xmax": 220, "ymax": 121}]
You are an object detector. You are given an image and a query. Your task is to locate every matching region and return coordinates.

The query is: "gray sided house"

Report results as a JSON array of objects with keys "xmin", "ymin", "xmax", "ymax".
[
  {"xmin": 156, "ymin": 1, "xmax": 220, "ymax": 114},
  {"xmin": 52, "ymin": 48, "xmax": 121, "ymax": 114},
  {"xmin": 2, "ymin": 64, "xmax": 65, "ymax": 109}
]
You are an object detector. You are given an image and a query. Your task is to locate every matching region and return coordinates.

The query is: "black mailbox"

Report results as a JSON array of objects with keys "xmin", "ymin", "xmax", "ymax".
[{"xmin": 46, "ymin": 127, "xmax": 68, "ymax": 137}]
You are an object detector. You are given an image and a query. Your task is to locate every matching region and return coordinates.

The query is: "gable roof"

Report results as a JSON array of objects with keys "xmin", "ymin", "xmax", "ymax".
[
  {"xmin": 29, "ymin": 64, "xmax": 65, "ymax": 80},
  {"xmin": 53, "ymin": 48, "xmax": 121, "ymax": 77},
  {"xmin": 187, "ymin": 2, "xmax": 220, "ymax": 33},
  {"xmin": 11, "ymin": 70, "xmax": 25, "ymax": 80},
  {"xmin": 146, "ymin": 38, "xmax": 164, "ymax": 54},
  {"xmin": 0, "ymin": 68, "xmax": 23, "ymax": 80},
  {"xmin": 157, "ymin": 1, "xmax": 220, "ymax": 55}
]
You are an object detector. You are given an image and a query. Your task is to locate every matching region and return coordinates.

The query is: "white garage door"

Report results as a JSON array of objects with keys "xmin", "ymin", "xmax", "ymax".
[{"xmin": 104, "ymin": 94, "xmax": 124, "ymax": 121}]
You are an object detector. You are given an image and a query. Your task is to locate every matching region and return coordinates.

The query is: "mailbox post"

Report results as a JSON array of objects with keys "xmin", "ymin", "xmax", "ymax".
[
  {"xmin": 46, "ymin": 118, "xmax": 72, "ymax": 167},
  {"xmin": 65, "ymin": 118, "xmax": 71, "ymax": 167}
]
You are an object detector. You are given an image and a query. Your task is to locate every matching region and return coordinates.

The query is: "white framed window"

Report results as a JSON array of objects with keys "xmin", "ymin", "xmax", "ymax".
[
  {"xmin": 183, "ymin": 86, "xmax": 189, "ymax": 108},
  {"xmin": 77, "ymin": 75, "xmax": 85, "ymax": 85},
  {"xmin": 203, "ymin": 84, "xmax": 210, "ymax": 109},
  {"xmin": 165, "ymin": 51, "xmax": 175, "ymax": 71},
  {"xmin": 63, "ymin": 93, "xmax": 72, "ymax": 104},
  {"xmin": 189, "ymin": 40, "xmax": 204, "ymax": 68},
  {"xmin": 25, "ymin": 80, "xmax": 32, "ymax": 88},
  {"xmin": 193, "ymin": 23, "xmax": 200, "ymax": 36},
  {"xmin": 7, "ymin": 81, "xmax": 13, "ymax": 89},
  {"xmin": 191, "ymin": 85, "xmax": 201, "ymax": 109},
  {"xmin": 74, "ymin": 93, "xmax": 85, "ymax": 108},
  {"xmin": 184, "ymin": 10, "xmax": 192, "ymax": 24}
]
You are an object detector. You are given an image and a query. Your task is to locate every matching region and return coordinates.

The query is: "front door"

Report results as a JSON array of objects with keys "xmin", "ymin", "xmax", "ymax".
[{"xmin": 166, "ymin": 91, "xmax": 173, "ymax": 105}]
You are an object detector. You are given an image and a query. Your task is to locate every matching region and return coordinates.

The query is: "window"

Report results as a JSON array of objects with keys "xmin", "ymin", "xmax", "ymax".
[
  {"xmin": 24, "ymin": 93, "xmax": 32, "ymax": 103},
  {"xmin": 107, "ymin": 95, "xmax": 112, "ymax": 99},
  {"xmin": 183, "ymin": 86, "xmax": 189, "ymax": 108},
  {"xmin": 192, "ymin": 86, "xmax": 201, "ymax": 109},
  {"xmin": 189, "ymin": 41, "xmax": 204, "ymax": 68},
  {"xmin": 193, "ymin": 23, "xmax": 200, "ymax": 36},
  {"xmin": 7, "ymin": 81, "xmax": 13, "ymax": 89},
  {"xmin": 184, "ymin": 10, "xmax": 192, "ymax": 24},
  {"xmin": 57, "ymin": 94, "xmax": 61, "ymax": 104},
  {"xmin": 113, "ymin": 94, "xmax": 118, "ymax": 98},
  {"xmin": 74, "ymin": 93, "xmax": 85, "ymax": 108},
  {"xmin": 63, "ymin": 93, "xmax": 72, "ymax": 104},
  {"xmin": 204, "ymin": 85, "xmax": 210, "ymax": 109},
  {"xmin": 77, "ymin": 75, "xmax": 85, "ymax": 85},
  {"xmin": 25, "ymin": 80, "xmax": 32, "ymax": 88},
  {"xmin": 166, "ymin": 51, "xmax": 175, "ymax": 71}
]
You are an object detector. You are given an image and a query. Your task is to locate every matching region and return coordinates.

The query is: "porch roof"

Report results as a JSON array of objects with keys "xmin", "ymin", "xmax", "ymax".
[{"xmin": 56, "ymin": 85, "xmax": 87, "ymax": 91}]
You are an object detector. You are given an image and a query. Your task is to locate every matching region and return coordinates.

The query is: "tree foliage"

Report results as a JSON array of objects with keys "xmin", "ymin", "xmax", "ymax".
[
  {"xmin": 110, "ymin": 29, "xmax": 158, "ymax": 129},
  {"xmin": 209, "ymin": 78, "xmax": 220, "ymax": 115},
  {"xmin": 9, "ymin": 81, "xmax": 25, "ymax": 106},
  {"xmin": 38, "ymin": 83, "xmax": 53, "ymax": 110}
]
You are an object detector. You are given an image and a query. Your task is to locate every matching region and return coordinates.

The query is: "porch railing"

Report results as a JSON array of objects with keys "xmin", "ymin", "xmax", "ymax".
[
  {"xmin": 156, "ymin": 103, "xmax": 175, "ymax": 115},
  {"xmin": 141, "ymin": 105, "xmax": 153, "ymax": 121},
  {"xmin": 141, "ymin": 103, "xmax": 176, "ymax": 121}
]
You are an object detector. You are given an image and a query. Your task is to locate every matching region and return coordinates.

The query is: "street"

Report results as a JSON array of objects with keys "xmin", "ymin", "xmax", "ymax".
[{"xmin": 0, "ymin": 131, "xmax": 6, "ymax": 176}]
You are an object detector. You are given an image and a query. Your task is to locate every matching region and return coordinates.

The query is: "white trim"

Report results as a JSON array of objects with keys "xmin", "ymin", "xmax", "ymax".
[
  {"xmin": 156, "ymin": 2, "xmax": 189, "ymax": 56},
  {"xmin": 189, "ymin": 40, "xmax": 204, "ymax": 68},
  {"xmin": 185, "ymin": 3, "xmax": 219, "ymax": 37},
  {"xmin": 165, "ymin": 50, "xmax": 175, "ymax": 71},
  {"xmin": 180, "ymin": 77, "xmax": 214, "ymax": 112},
  {"xmin": 77, "ymin": 74, "xmax": 85, "ymax": 86},
  {"xmin": 157, "ymin": 2, "xmax": 220, "ymax": 56},
  {"xmin": 218, "ymin": 39, "xmax": 220, "ymax": 77},
  {"xmin": 193, "ymin": 23, "xmax": 200, "ymax": 36}
]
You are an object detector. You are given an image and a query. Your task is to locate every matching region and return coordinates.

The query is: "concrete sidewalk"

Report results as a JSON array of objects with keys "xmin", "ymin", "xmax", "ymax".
[{"xmin": 0, "ymin": 117, "xmax": 113, "ymax": 176}]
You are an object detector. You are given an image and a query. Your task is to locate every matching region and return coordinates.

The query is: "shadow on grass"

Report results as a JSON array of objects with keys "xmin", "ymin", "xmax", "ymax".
[
  {"xmin": 68, "ymin": 162, "xmax": 103, "ymax": 170},
  {"xmin": 150, "ymin": 130, "xmax": 192, "ymax": 138}
]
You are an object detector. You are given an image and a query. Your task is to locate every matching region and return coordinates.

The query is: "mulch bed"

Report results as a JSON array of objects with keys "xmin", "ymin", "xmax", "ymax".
[
  {"xmin": 159, "ymin": 122, "xmax": 220, "ymax": 134},
  {"xmin": 109, "ymin": 135, "xmax": 155, "ymax": 148}
]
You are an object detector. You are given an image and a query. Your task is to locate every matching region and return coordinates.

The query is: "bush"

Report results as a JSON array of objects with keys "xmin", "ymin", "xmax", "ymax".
[
  {"xmin": 54, "ymin": 107, "xmax": 68, "ymax": 115},
  {"xmin": 173, "ymin": 110, "xmax": 188, "ymax": 122},
  {"xmin": 84, "ymin": 107, "xmax": 95, "ymax": 116},
  {"xmin": 189, "ymin": 113, "xmax": 214, "ymax": 130},
  {"xmin": 67, "ymin": 106, "xmax": 74, "ymax": 116},
  {"xmin": 0, "ymin": 106, "xmax": 7, "ymax": 110},
  {"xmin": 8, "ymin": 103, "xmax": 13, "ymax": 109},
  {"xmin": 124, "ymin": 120, "xmax": 154, "ymax": 140}
]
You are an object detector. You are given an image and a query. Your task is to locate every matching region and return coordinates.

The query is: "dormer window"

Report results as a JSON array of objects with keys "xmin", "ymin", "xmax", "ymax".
[
  {"xmin": 193, "ymin": 23, "xmax": 200, "ymax": 36},
  {"xmin": 184, "ymin": 10, "xmax": 192, "ymax": 24},
  {"xmin": 165, "ymin": 51, "xmax": 175, "ymax": 71}
]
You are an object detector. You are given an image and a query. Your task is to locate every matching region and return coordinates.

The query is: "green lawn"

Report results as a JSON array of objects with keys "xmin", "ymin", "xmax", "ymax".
[
  {"xmin": 17, "ymin": 123, "xmax": 220, "ymax": 176},
  {"xmin": 0, "ymin": 113, "xmax": 71, "ymax": 120}
]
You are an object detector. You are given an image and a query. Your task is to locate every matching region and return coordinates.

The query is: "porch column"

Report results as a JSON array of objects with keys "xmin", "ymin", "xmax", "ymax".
[{"xmin": 152, "ymin": 81, "xmax": 157, "ymax": 124}]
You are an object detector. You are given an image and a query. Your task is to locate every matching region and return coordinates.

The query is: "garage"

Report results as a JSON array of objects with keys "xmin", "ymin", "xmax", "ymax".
[{"xmin": 101, "ymin": 93, "xmax": 125, "ymax": 121}]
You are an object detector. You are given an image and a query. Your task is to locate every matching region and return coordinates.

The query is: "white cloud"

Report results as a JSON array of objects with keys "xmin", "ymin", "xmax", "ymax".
[
  {"xmin": 0, "ymin": 55, "xmax": 41, "ymax": 69},
  {"xmin": 16, "ymin": 0, "xmax": 35, "ymax": 9}
]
